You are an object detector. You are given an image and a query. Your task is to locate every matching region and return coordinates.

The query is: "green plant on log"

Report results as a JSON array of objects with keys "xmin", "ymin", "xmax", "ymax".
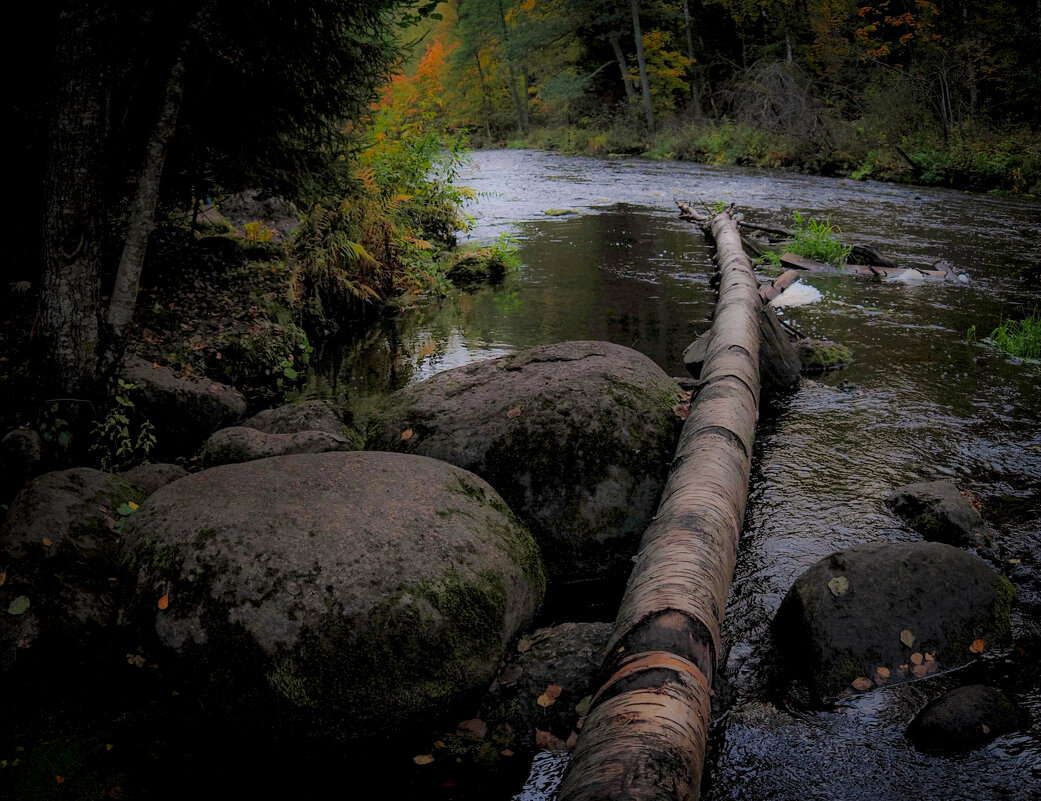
[
  {"xmin": 89, "ymin": 379, "xmax": 157, "ymax": 470},
  {"xmin": 971, "ymin": 308, "xmax": 1040, "ymax": 360},
  {"xmin": 790, "ymin": 211, "xmax": 853, "ymax": 268}
]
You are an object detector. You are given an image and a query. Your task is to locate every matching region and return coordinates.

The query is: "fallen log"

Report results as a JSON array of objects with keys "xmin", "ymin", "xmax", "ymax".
[
  {"xmin": 759, "ymin": 268, "xmax": 801, "ymax": 304},
  {"xmin": 780, "ymin": 252, "xmax": 950, "ymax": 280},
  {"xmin": 558, "ymin": 207, "xmax": 761, "ymax": 801}
]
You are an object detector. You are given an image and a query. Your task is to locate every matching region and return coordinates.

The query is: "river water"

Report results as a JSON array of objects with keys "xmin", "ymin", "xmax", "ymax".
[{"xmin": 312, "ymin": 149, "xmax": 1041, "ymax": 799}]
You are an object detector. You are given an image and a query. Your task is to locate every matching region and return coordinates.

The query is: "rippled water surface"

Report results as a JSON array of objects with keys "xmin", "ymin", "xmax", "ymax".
[{"xmin": 312, "ymin": 150, "xmax": 1041, "ymax": 799}]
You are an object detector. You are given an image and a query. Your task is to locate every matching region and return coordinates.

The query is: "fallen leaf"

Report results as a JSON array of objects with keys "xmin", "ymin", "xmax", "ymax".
[
  {"xmin": 157, "ymin": 594, "xmax": 170, "ymax": 610},
  {"xmin": 981, "ymin": 723, "xmax": 991, "ymax": 734},
  {"xmin": 6, "ymin": 596, "xmax": 30, "ymax": 615},
  {"xmin": 827, "ymin": 576, "xmax": 850, "ymax": 596},
  {"xmin": 41, "ymin": 538, "xmax": 53, "ymax": 547},
  {"xmin": 1008, "ymin": 558, "xmax": 1021, "ymax": 564},
  {"xmin": 875, "ymin": 666, "xmax": 891, "ymax": 679},
  {"xmin": 850, "ymin": 676, "xmax": 873, "ymax": 691},
  {"xmin": 507, "ymin": 406, "xmax": 522, "ymax": 419},
  {"xmin": 457, "ymin": 718, "xmax": 487, "ymax": 740},
  {"xmin": 56, "ymin": 776, "xmax": 65, "ymax": 784},
  {"xmin": 574, "ymin": 695, "xmax": 593, "ymax": 717},
  {"xmin": 536, "ymin": 693, "xmax": 556, "ymax": 708},
  {"xmin": 566, "ymin": 730, "xmax": 579, "ymax": 750},
  {"xmin": 401, "ymin": 428, "xmax": 414, "ymax": 441},
  {"xmin": 899, "ymin": 663, "xmax": 910, "ymax": 671},
  {"xmin": 900, "ymin": 629, "xmax": 915, "ymax": 648},
  {"xmin": 128, "ymin": 501, "xmax": 139, "ymax": 511},
  {"xmin": 0, "ymin": 571, "xmax": 6, "ymax": 588},
  {"xmin": 912, "ymin": 661, "xmax": 936, "ymax": 678},
  {"xmin": 970, "ymin": 638, "xmax": 985, "ymax": 654},
  {"xmin": 516, "ymin": 638, "xmax": 532, "ymax": 653},
  {"xmin": 924, "ymin": 652, "xmax": 935, "ymax": 662},
  {"xmin": 910, "ymin": 652, "xmax": 924, "ymax": 666},
  {"xmin": 413, "ymin": 754, "xmax": 435, "ymax": 765},
  {"xmin": 501, "ymin": 749, "xmax": 514, "ymax": 757},
  {"xmin": 672, "ymin": 403, "xmax": 689, "ymax": 420},
  {"xmin": 543, "ymin": 684, "xmax": 563, "ymax": 700},
  {"xmin": 127, "ymin": 653, "xmax": 146, "ymax": 668}
]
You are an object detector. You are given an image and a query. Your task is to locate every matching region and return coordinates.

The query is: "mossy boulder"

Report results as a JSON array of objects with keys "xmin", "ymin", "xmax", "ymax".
[
  {"xmin": 120, "ymin": 451, "xmax": 545, "ymax": 742},
  {"xmin": 0, "ymin": 468, "xmax": 145, "ymax": 671},
  {"xmin": 774, "ymin": 541, "xmax": 1014, "ymax": 704},
  {"xmin": 368, "ymin": 341, "xmax": 684, "ymax": 590},
  {"xmin": 886, "ymin": 479, "xmax": 992, "ymax": 548},
  {"xmin": 121, "ymin": 355, "xmax": 247, "ymax": 456},
  {"xmin": 200, "ymin": 426, "xmax": 353, "ymax": 466},
  {"xmin": 242, "ymin": 400, "xmax": 345, "ymax": 436},
  {"xmin": 907, "ymin": 684, "xmax": 1024, "ymax": 752}
]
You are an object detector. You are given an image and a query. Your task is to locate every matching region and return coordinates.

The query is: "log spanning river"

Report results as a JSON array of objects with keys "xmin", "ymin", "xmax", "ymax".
[{"xmin": 311, "ymin": 149, "xmax": 1041, "ymax": 800}]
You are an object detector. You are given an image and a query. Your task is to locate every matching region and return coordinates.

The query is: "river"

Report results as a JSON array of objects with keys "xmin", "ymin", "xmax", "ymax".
[{"xmin": 309, "ymin": 149, "xmax": 1041, "ymax": 799}]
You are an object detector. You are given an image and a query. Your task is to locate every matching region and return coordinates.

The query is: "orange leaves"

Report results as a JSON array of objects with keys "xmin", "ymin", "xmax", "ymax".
[
  {"xmin": 41, "ymin": 537, "xmax": 53, "ymax": 548},
  {"xmin": 850, "ymin": 676, "xmax": 873, "ymax": 692},
  {"xmin": 970, "ymin": 638, "xmax": 986, "ymax": 654},
  {"xmin": 413, "ymin": 754, "xmax": 435, "ymax": 765},
  {"xmin": 537, "ymin": 684, "xmax": 563, "ymax": 708},
  {"xmin": 157, "ymin": 594, "xmax": 170, "ymax": 611},
  {"xmin": 401, "ymin": 428, "xmax": 414, "ymax": 441}
]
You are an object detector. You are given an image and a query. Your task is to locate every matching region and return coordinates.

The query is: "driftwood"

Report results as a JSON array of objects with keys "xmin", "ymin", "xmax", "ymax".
[
  {"xmin": 558, "ymin": 207, "xmax": 761, "ymax": 801},
  {"xmin": 779, "ymin": 252, "xmax": 951, "ymax": 280}
]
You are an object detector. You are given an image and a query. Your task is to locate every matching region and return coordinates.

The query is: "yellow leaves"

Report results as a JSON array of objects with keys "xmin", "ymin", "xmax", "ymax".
[
  {"xmin": 874, "ymin": 666, "xmax": 891, "ymax": 684},
  {"xmin": 827, "ymin": 576, "xmax": 850, "ymax": 596},
  {"xmin": 127, "ymin": 653, "xmax": 146, "ymax": 668},
  {"xmin": 401, "ymin": 428, "xmax": 414, "ymax": 441},
  {"xmin": 900, "ymin": 629, "xmax": 915, "ymax": 648},
  {"xmin": 127, "ymin": 501, "xmax": 139, "ymax": 511},
  {"xmin": 850, "ymin": 676, "xmax": 873, "ymax": 691},
  {"xmin": 970, "ymin": 638, "xmax": 986, "ymax": 654},
  {"xmin": 910, "ymin": 652, "xmax": 924, "ymax": 665},
  {"xmin": 536, "ymin": 684, "xmax": 563, "ymax": 708},
  {"xmin": 157, "ymin": 594, "xmax": 170, "ymax": 611},
  {"xmin": 413, "ymin": 754, "xmax": 435, "ymax": 765}
]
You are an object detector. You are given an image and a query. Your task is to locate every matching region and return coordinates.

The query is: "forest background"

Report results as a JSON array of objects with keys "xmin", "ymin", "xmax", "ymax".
[{"xmin": 4, "ymin": 0, "xmax": 1039, "ymax": 473}]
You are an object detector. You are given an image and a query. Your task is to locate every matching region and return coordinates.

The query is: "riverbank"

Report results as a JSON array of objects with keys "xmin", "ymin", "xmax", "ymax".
[{"xmin": 495, "ymin": 119, "xmax": 1041, "ymax": 196}]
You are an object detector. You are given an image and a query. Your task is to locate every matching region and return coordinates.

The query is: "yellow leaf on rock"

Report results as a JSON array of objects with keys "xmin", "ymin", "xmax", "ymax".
[
  {"xmin": 827, "ymin": 576, "xmax": 850, "ymax": 596},
  {"xmin": 900, "ymin": 629, "xmax": 915, "ymax": 648},
  {"xmin": 537, "ymin": 693, "xmax": 555, "ymax": 707},
  {"xmin": 413, "ymin": 754, "xmax": 435, "ymax": 765},
  {"xmin": 910, "ymin": 652, "xmax": 924, "ymax": 665},
  {"xmin": 128, "ymin": 501, "xmax": 139, "ymax": 510},
  {"xmin": 970, "ymin": 638, "xmax": 986, "ymax": 654},
  {"xmin": 401, "ymin": 429, "xmax": 414, "ymax": 441}
]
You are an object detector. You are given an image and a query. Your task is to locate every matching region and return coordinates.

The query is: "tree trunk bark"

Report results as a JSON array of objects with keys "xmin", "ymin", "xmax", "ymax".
[
  {"xmin": 39, "ymin": 4, "xmax": 109, "ymax": 397},
  {"xmin": 630, "ymin": 0, "xmax": 655, "ymax": 131},
  {"xmin": 682, "ymin": 0, "xmax": 704, "ymax": 117},
  {"xmin": 104, "ymin": 52, "xmax": 187, "ymax": 369},
  {"xmin": 608, "ymin": 31, "xmax": 636, "ymax": 102},
  {"xmin": 558, "ymin": 207, "xmax": 761, "ymax": 801}
]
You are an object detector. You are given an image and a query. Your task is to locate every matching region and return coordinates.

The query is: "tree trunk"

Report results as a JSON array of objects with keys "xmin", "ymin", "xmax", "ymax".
[
  {"xmin": 496, "ymin": 0, "xmax": 527, "ymax": 134},
  {"xmin": 630, "ymin": 0, "xmax": 655, "ymax": 131},
  {"xmin": 103, "ymin": 52, "xmax": 187, "ymax": 370},
  {"xmin": 39, "ymin": 4, "xmax": 109, "ymax": 397},
  {"xmin": 558, "ymin": 207, "xmax": 761, "ymax": 801},
  {"xmin": 608, "ymin": 31, "xmax": 636, "ymax": 102},
  {"xmin": 682, "ymin": 0, "xmax": 703, "ymax": 117}
]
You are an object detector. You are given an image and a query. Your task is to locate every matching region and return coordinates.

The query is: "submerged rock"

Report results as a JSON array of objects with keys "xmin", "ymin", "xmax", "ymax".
[
  {"xmin": 795, "ymin": 338, "xmax": 853, "ymax": 373},
  {"xmin": 0, "ymin": 468, "xmax": 144, "ymax": 671},
  {"xmin": 907, "ymin": 684, "xmax": 1023, "ymax": 752},
  {"xmin": 200, "ymin": 426, "xmax": 353, "ymax": 466},
  {"xmin": 774, "ymin": 541, "xmax": 1015, "ymax": 703},
  {"xmin": 121, "ymin": 451, "xmax": 545, "ymax": 742},
  {"xmin": 368, "ymin": 341, "xmax": 683, "ymax": 590},
  {"xmin": 886, "ymin": 479, "xmax": 992, "ymax": 548}
]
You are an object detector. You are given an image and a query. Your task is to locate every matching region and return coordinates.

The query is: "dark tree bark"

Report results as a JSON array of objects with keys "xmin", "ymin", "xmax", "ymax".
[
  {"xmin": 39, "ymin": 4, "xmax": 109, "ymax": 397},
  {"xmin": 608, "ymin": 31, "xmax": 636, "ymax": 102},
  {"xmin": 630, "ymin": 0, "xmax": 655, "ymax": 131}
]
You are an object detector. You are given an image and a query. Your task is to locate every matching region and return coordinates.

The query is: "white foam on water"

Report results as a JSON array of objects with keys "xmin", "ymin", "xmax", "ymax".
[
  {"xmin": 769, "ymin": 280, "xmax": 823, "ymax": 308},
  {"xmin": 512, "ymin": 750, "xmax": 571, "ymax": 801}
]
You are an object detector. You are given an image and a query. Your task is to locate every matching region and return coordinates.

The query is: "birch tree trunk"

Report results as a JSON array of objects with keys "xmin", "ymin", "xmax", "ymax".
[
  {"xmin": 608, "ymin": 31, "xmax": 636, "ymax": 102},
  {"xmin": 557, "ymin": 208, "xmax": 761, "ymax": 801}
]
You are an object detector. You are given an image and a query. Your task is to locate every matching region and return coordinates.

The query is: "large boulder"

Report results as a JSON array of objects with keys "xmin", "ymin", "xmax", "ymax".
[
  {"xmin": 119, "ymin": 462, "xmax": 189, "ymax": 496},
  {"xmin": 121, "ymin": 451, "xmax": 545, "ymax": 742},
  {"xmin": 886, "ymin": 480, "xmax": 992, "ymax": 548},
  {"xmin": 774, "ymin": 542, "xmax": 1015, "ymax": 703},
  {"xmin": 0, "ymin": 468, "xmax": 144, "ymax": 671},
  {"xmin": 242, "ymin": 400, "xmax": 345, "ymax": 436},
  {"xmin": 121, "ymin": 355, "xmax": 247, "ymax": 456},
  {"xmin": 369, "ymin": 341, "xmax": 684, "ymax": 588},
  {"xmin": 907, "ymin": 684, "xmax": 1023, "ymax": 752},
  {"xmin": 200, "ymin": 426, "xmax": 353, "ymax": 466}
]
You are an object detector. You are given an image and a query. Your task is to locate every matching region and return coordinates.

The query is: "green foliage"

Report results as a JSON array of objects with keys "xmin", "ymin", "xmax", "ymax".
[
  {"xmin": 445, "ymin": 233, "xmax": 521, "ymax": 283},
  {"xmin": 973, "ymin": 309, "xmax": 1041, "ymax": 360},
  {"xmin": 89, "ymin": 380, "xmax": 157, "ymax": 470},
  {"xmin": 789, "ymin": 211, "xmax": 853, "ymax": 268}
]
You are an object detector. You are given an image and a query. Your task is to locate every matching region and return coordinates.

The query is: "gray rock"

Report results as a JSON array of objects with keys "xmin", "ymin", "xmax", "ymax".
[
  {"xmin": 908, "ymin": 684, "xmax": 1023, "ymax": 752},
  {"xmin": 201, "ymin": 426, "xmax": 353, "ymax": 466},
  {"xmin": 481, "ymin": 621, "xmax": 612, "ymax": 751},
  {"xmin": 119, "ymin": 463, "xmax": 189, "ymax": 496},
  {"xmin": 243, "ymin": 400, "xmax": 344, "ymax": 436},
  {"xmin": 369, "ymin": 341, "xmax": 683, "ymax": 589},
  {"xmin": 0, "ymin": 468, "xmax": 143, "ymax": 670},
  {"xmin": 886, "ymin": 480, "xmax": 992, "ymax": 548},
  {"xmin": 795, "ymin": 338, "xmax": 853, "ymax": 373},
  {"xmin": 121, "ymin": 355, "xmax": 247, "ymax": 456},
  {"xmin": 0, "ymin": 429, "xmax": 43, "ymax": 500},
  {"xmin": 121, "ymin": 451, "xmax": 545, "ymax": 742},
  {"xmin": 774, "ymin": 541, "xmax": 1015, "ymax": 703}
]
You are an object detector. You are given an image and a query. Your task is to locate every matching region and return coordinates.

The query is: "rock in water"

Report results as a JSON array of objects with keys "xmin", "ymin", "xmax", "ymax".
[
  {"xmin": 368, "ymin": 341, "xmax": 683, "ymax": 590},
  {"xmin": 121, "ymin": 451, "xmax": 545, "ymax": 742},
  {"xmin": 774, "ymin": 541, "xmax": 1014, "ymax": 703},
  {"xmin": 907, "ymin": 684, "xmax": 1023, "ymax": 752},
  {"xmin": 885, "ymin": 479, "xmax": 992, "ymax": 548}
]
